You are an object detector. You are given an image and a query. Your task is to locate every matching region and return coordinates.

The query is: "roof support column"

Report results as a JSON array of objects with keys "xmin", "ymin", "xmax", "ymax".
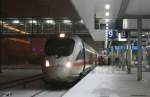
[
  {"xmin": 127, "ymin": 31, "xmax": 131, "ymax": 74},
  {"xmin": 137, "ymin": 18, "xmax": 142, "ymax": 81}
]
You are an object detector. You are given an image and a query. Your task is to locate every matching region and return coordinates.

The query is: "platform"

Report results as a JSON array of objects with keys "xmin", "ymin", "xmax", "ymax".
[{"xmin": 63, "ymin": 66, "xmax": 150, "ymax": 97}]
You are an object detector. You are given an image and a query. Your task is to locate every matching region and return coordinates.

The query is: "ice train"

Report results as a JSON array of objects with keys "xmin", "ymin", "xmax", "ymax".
[{"xmin": 42, "ymin": 36, "xmax": 98, "ymax": 83}]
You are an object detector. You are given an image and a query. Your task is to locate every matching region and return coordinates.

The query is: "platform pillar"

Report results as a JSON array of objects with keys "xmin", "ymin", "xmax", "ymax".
[
  {"xmin": 137, "ymin": 18, "xmax": 142, "ymax": 81},
  {"xmin": 127, "ymin": 31, "xmax": 131, "ymax": 74},
  {"xmin": 111, "ymin": 46, "xmax": 114, "ymax": 66}
]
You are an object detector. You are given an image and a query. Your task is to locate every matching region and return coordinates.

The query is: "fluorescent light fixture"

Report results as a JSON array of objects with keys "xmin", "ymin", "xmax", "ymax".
[
  {"xmin": 63, "ymin": 20, "xmax": 72, "ymax": 24},
  {"xmin": 106, "ymin": 27, "xmax": 109, "ymax": 30},
  {"xmin": 59, "ymin": 33, "xmax": 66, "ymax": 38},
  {"xmin": 105, "ymin": 12, "xmax": 110, "ymax": 16},
  {"xmin": 28, "ymin": 20, "xmax": 32, "ymax": 24},
  {"xmin": 0, "ymin": 21, "xmax": 5, "ymax": 24},
  {"xmin": 32, "ymin": 20, "xmax": 37, "ymax": 24},
  {"xmin": 105, "ymin": 4, "xmax": 110, "ymax": 10},
  {"xmin": 12, "ymin": 20, "xmax": 20, "ymax": 24},
  {"xmin": 105, "ymin": 19, "xmax": 110, "ymax": 23},
  {"xmin": 145, "ymin": 32, "xmax": 149, "ymax": 35},
  {"xmin": 118, "ymin": 33, "xmax": 127, "ymax": 41},
  {"xmin": 46, "ymin": 20, "xmax": 55, "ymax": 24},
  {"xmin": 123, "ymin": 19, "xmax": 128, "ymax": 29},
  {"xmin": 20, "ymin": 23, "xmax": 24, "ymax": 26},
  {"xmin": 28, "ymin": 20, "xmax": 37, "ymax": 24}
]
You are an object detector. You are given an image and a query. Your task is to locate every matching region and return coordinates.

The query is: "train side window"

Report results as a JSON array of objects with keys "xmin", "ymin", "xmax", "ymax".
[{"xmin": 76, "ymin": 49, "xmax": 84, "ymax": 60}]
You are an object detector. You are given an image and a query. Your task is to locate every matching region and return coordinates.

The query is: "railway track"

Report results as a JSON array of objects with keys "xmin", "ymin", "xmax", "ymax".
[
  {"xmin": 0, "ymin": 74, "xmax": 70, "ymax": 97},
  {"xmin": 0, "ymin": 74, "xmax": 43, "ymax": 90},
  {"xmin": 29, "ymin": 90, "xmax": 67, "ymax": 97}
]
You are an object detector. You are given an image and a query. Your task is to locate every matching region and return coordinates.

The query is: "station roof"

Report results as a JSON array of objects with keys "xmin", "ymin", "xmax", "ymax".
[
  {"xmin": 0, "ymin": 0, "xmax": 78, "ymax": 18},
  {"xmin": 71, "ymin": 0, "xmax": 150, "ymax": 41},
  {"xmin": 1, "ymin": 0, "xmax": 150, "ymax": 42}
]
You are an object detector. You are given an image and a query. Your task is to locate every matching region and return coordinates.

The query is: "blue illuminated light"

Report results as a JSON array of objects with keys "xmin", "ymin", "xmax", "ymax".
[{"xmin": 108, "ymin": 31, "xmax": 117, "ymax": 39}]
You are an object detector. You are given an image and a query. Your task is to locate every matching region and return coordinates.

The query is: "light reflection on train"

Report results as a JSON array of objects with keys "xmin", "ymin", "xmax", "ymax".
[{"xmin": 42, "ymin": 36, "xmax": 98, "ymax": 83}]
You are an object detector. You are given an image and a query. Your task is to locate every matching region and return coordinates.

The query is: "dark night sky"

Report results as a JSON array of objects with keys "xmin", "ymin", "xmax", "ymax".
[{"xmin": 0, "ymin": 0, "xmax": 78, "ymax": 18}]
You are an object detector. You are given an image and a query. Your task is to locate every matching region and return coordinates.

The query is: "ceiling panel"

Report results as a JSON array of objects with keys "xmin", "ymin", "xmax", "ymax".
[
  {"xmin": 71, "ymin": 0, "xmax": 122, "ymax": 41},
  {"xmin": 125, "ymin": 0, "xmax": 150, "ymax": 15},
  {"xmin": 95, "ymin": 0, "xmax": 122, "ymax": 19}
]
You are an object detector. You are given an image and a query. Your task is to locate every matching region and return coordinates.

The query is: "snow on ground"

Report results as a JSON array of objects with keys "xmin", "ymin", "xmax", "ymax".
[{"xmin": 63, "ymin": 66, "xmax": 150, "ymax": 97}]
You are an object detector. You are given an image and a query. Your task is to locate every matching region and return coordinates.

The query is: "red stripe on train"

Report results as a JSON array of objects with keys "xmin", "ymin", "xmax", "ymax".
[{"xmin": 73, "ymin": 59, "xmax": 92, "ymax": 67}]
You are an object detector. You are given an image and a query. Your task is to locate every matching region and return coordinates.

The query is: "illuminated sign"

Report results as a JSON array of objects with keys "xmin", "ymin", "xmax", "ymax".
[{"xmin": 108, "ymin": 31, "xmax": 116, "ymax": 39}]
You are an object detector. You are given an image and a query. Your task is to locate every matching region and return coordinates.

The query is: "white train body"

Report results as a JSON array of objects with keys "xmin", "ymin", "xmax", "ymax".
[{"xmin": 42, "ymin": 36, "xmax": 98, "ymax": 83}]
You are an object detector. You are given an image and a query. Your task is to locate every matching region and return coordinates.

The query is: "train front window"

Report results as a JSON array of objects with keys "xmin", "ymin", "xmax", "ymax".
[{"xmin": 44, "ymin": 38, "xmax": 75, "ymax": 57}]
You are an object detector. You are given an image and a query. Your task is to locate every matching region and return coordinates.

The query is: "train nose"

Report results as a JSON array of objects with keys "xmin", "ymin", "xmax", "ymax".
[
  {"xmin": 43, "ymin": 60, "xmax": 74, "ymax": 81},
  {"xmin": 44, "ymin": 58, "xmax": 72, "ymax": 68}
]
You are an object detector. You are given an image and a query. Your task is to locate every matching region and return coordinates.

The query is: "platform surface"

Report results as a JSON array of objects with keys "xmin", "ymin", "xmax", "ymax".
[{"xmin": 63, "ymin": 66, "xmax": 150, "ymax": 97}]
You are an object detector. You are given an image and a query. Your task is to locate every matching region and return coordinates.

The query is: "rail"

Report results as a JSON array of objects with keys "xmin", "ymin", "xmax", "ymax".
[{"xmin": 0, "ymin": 74, "xmax": 43, "ymax": 90}]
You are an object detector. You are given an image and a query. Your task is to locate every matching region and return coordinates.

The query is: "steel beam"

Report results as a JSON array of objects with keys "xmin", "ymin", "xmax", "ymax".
[
  {"xmin": 123, "ymin": 15, "xmax": 150, "ymax": 19},
  {"xmin": 137, "ymin": 18, "xmax": 142, "ymax": 81},
  {"xmin": 0, "ymin": 33, "xmax": 91, "ymax": 38},
  {"xmin": 127, "ymin": 31, "xmax": 131, "ymax": 74},
  {"xmin": 118, "ymin": 0, "xmax": 130, "ymax": 17}
]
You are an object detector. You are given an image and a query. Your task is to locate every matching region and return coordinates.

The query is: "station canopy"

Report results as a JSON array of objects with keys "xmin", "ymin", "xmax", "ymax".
[
  {"xmin": 71, "ymin": 0, "xmax": 150, "ymax": 41},
  {"xmin": 1, "ymin": 0, "xmax": 150, "ymax": 41}
]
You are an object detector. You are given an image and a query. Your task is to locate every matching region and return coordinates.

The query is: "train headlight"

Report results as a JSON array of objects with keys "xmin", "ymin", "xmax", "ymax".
[
  {"xmin": 65, "ymin": 62, "xmax": 72, "ymax": 68},
  {"xmin": 45, "ymin": 60, "xmax": 50, "ymax": 67}
]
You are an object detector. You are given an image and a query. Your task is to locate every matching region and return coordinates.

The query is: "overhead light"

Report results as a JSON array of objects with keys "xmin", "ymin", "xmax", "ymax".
[
  {"xmin": 28, "ymin": 20, "xmax": 37, "ymax": 24},
  {"xmin": 20, "ymin": 23, "xmax": 24, "ymax": 26},
  {"xmin": 145, "ymin": 32, "xmax": 149, "ymax": 35},
  {"xmin": 106, "ymin": 27, "xmax": 109, "ymax": 30},
  {"xmin": 59, "ymin": 33, "xmax": 66, "ymax": 38},
  {"xmin": 32, "ymin": 20, "xmax": 37, "ymax": 24},
  {"xmin": 105, "ymin": 4, "xmax": 110, "ymax": 10},
  {"xmin": 105, "ymin": 12, "xmax": 110, "ymax": 16},
  {"xmin": 12, "ymin": 20, "xmax": 20, "ymax": 24},
  {"xmin": 123, "ymin": 19, "xmax": 128, "ymax": 29},
  {"xmin": 0, "ymin": 21, "xmax": 6, "ymax": 24},
  {"xmin": 106, "ymin": 24, "xmax": 109, "ymax": 26},
  {"xmin": 46, "ymin": 20, "xmax": 55, "ymax": 25},
  {"xmin": 63, "ymin": 20, "xmax": 72, "ymax": 24},
  {"xmin": 105, "ymin": 19, "xmax": 110, "ymax": 23}
]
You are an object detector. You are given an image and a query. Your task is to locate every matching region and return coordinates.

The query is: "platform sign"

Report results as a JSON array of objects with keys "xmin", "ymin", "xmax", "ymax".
[
  {"xmin": 108, "ymin": 30, "xmax": 117, "ymax": 39},
  {"xmin": 113, "ymin": 46, "xmax": 127, "ymax": 51},
  {"xmin": 131, "ymin": 46, "xmax": 144, "ymax": 52},
  {"xmin": 121, "ymin": 31, "xmax": 128, "ymax": 38}
]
